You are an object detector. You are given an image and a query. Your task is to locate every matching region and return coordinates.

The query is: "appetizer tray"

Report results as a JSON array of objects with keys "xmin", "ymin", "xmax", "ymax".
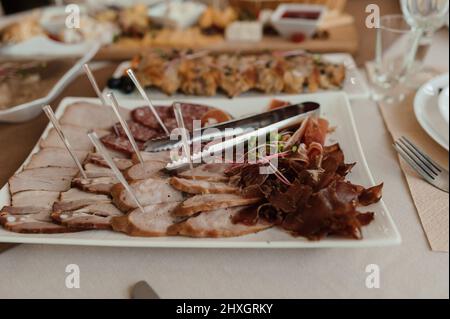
[
  {"xmin": 0, "ymin": 93, "xmax": 401, "ymax": 248},
  {"xmin": 107, "ymin": 53, "xmax": 370, "ymax": 102}
]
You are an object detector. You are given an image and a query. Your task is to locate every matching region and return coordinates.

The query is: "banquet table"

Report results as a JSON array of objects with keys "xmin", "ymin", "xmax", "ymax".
[{"xmin": 0, "ymin": 3, "xmax": 448, "ymax": 298}]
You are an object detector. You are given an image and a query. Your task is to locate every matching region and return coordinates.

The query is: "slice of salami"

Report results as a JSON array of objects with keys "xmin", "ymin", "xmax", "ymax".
[
  {"xmin": 132, "ymin": 106, "xmax": 170, "ymax": 130},
  {"xmin": 101, "ymin": 134, "xmax": 144, "ymax": 155},
  {"xmin": 112, "ymin": 120, "xmax": 161, "ymax": 142},
  {"xmin": 132, "ymin": 103, "xmax": 211, "ymax": 132}
]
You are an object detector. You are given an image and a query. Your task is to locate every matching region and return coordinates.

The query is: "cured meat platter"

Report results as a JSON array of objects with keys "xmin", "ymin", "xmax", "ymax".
[{"xmin": 0, "ymin": 93, "xmax": 400, "ymax": 247}]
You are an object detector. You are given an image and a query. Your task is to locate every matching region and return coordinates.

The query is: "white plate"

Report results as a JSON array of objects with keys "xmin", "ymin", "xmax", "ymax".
[
  {"xmin": 414, "ymin": 73, "xmax": 449, "ymax": 151},
  {"xmin": 0, "ymin": 45, "xmax": 98, "ymax": 123},
  {"xmin": 438, "ymin": 86, "xmax": 449, "ymax": 125},
  {"xmin": 105, "ymin": 53, "xmax": 370, "ymax": 102},
  {"xmin": 0, "ymin": 92, "xmax": 401, "ymax": 248}
]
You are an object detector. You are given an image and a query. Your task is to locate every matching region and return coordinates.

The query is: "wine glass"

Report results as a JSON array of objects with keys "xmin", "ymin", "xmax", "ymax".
[{"xmin": 400, "ymin": 0, "xmax": 449, "ymax": 87}]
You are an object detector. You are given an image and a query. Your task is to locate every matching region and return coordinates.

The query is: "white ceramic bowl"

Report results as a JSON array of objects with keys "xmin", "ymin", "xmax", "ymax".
[
  {"xmin": 0, "ymin": 45, "xmax": 98, "ymax": 123},
  {"xmin": 271, "ymin": 4, "xmax": 326, "ymax": 39}
]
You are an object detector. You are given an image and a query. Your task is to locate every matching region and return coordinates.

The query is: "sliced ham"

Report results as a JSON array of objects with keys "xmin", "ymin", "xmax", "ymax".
[
  {"xmin": 52, "ymin": 202, "xmax": 122, "ymax": 230},
  {"xmin": 170, "ymin": 177, "xmax": 238, "ymax": 195},
  {"xmin": 26, "ymin": 148, "xmax": 88, "ymax": 169},
  {"xmin": 168, "ymin": 206, "xmax": 271, "ymax": 238},
  {"xmin": 173, "ymin": 194, "xmax": 262, "ymax": 217},
  {"xmin": 124, "ymin": 161, "xmax": 167, "ymax": 180},
  {"xmin": 40, "ymin": 125, "xmax": 108, "ymax": 151},
  {"xmin": 133, "ymin": 151, "xmax": 171, "ymax": 164},
  {"xmin": 85, "ymin": 153, "xmax": 134, "ymax": 171},
  {"xmin": 55, "ymin": 188, "xmax": 111, "ymax": 211},
  {"xmin": 111, "ymin": 202, "xmax": 180, "ymax": 236},
  {"xmin": 72, "ymin": 176, "xmax": 118, "ymax": 195},
  {"xmin": 11, "ymin": 191, "xmax": 60, "ymax": 209},
  {"xmin": 0, "ymin": 206, "xmax": 73, "ymax": 233},
  {"xmin": 9, "ymin": 167, "xmax": 77, "ymax": 193},
  {"xmin": 9, "ymin": 174, "xmax": 72, "ymax": 194},
  {"xmin": 111, "ymin": 178, "xmax": 184, "ymax": 212},
  {"xmin": 60, "ymin": 102, "xmax": 130, "ymax": 129},
  {"xmin": 177, "ymin": 163, "xmax": 231, "ymax": 182},
  {"xmin": 15, "ymin": 167, "xmax": 78, "ymax": 178},
  {"xmin": 59, "ymin": 188, "xmax": 110, "ymax": 203},
  {"xmin": 84, "ymin": 163, "xmax": 115, "ymax": 178}
]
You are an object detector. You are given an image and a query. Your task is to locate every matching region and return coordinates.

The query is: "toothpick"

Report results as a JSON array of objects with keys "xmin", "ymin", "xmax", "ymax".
[
  {"xmin": 126, "ymin": 69, "xmax": 169, "ymax": 135},
  {"xmin": 87, "ymin": 131, "xmax": 145, "ymax": 213},
  {"xmin": 106, "ymin": 91, "xmax": 145, "ymax": 166},
  {"xmin": 173, "ymin": 102, "xmax": 194, "ymax": 173},
  {"xmin": 42, "ymin": 105, "xmax": 87, "ymax": 179},
  {"xmin": 83, "ymin": 63, "xmax": 107, "ymax": 105}
]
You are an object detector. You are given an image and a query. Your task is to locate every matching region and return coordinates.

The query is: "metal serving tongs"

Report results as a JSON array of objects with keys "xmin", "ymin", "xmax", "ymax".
[
  {"xmin": 145, "ymin": 101, "xmax": 320, "ymax": 153},
  {"xmin": 164, "ymin": 101, "xmax": 320, "ymax": 171}
]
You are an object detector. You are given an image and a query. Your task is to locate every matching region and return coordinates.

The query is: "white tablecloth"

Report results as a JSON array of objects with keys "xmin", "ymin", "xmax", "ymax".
[{"xmin": 0, "ymin": 30, "xmax": 448, "ymax": 300}]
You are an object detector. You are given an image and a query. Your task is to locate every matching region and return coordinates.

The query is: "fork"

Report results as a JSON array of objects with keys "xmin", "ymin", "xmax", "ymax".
[{"xmin": 393, "ymin": 136, "xmax": 449, "ymax": 193}]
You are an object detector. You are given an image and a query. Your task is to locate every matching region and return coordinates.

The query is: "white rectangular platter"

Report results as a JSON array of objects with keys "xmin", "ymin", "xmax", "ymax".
[
  {"xmin": 106, "ymin": 53, "xmax": 370, "ymax": 103},
  {"xmin": 0, "ymin": 92, "xmax": 400, "ymax": 248}
]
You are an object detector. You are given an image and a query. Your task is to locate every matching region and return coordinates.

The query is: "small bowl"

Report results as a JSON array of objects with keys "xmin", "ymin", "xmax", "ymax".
[
  {"xmin": 271, "ymin": 4, "xmax": 326, "ymax": 39},
  {"xmin": 148, "ymin": 0, "xmax": 206, "ymax": 29}
]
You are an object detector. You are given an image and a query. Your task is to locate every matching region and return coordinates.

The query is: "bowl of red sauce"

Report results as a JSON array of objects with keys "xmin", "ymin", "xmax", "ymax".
[{"xmin": 271, "ymin": 4, "xmax": 326, "ymax": 39}]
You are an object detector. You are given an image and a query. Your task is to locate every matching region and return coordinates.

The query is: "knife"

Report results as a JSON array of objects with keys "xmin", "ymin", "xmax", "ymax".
[
  {"xmin": 165, "ymin": 102, "xmax": 320, "ymax": 171},
  {"xmin": 144, "ymin": 101, "xmax": 320, "ymax": 153},
  {"xmin": 131, "ymin": 280, "xmax": 160, "ymax": 299}
]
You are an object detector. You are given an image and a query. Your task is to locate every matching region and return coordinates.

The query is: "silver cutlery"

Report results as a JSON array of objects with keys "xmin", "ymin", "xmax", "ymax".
[
  {"xmin": 394, "ymin": 136, "xmax": 449, "ymax": 193},
  {"xmin": 145, "ymin": 101, "xmax": 320, "ymax": 153},
  {"xmin": 131, "ymin": 280, "xmax": 160, "ymax": 299}
]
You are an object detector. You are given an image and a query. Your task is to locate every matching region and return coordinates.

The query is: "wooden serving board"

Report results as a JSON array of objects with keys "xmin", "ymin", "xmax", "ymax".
[{"xmin": 95, "ymin": 14, "xmax": 358, "ymax": 61}]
